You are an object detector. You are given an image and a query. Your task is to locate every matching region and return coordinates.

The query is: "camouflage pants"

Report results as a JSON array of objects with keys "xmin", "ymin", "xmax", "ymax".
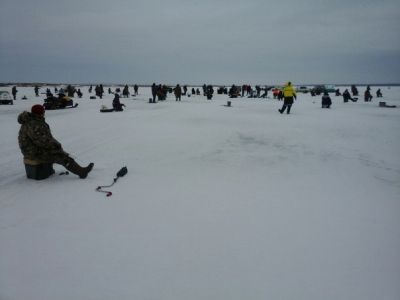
[{"xmin": 51, "ymin": 153, "xmax": 73, "ymax": 167}]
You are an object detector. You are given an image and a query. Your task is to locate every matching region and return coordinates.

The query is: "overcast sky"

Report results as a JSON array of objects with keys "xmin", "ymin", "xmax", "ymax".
[{"xmin": 0, "ymin": 0, "xmax": 399, "ymax": 85}]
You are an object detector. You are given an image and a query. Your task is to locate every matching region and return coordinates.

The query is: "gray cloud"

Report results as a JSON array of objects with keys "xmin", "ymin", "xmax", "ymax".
[{"xmin": 0, "ymin": 0, "xmax": 399, "ymax": 84}]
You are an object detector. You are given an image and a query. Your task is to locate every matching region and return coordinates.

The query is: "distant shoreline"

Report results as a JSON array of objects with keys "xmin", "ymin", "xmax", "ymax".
[{"xmin": 1, "ymin": 82, "xmax": 400, "ymax": 87}]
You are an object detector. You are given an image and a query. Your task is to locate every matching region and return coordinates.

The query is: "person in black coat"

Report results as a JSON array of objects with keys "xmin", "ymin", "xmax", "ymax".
[
  {"xmin": 34, "ymin": 86, "xmax": 40, "ymax": 97},
  {"xmin": 122, "ymin": 85, "xmax": 130, "ymax": 98},
  {"xmin": 174, "ymin": 84, "xmax": 182, "ymax": 101},
  {"xmin": 151, "ymin": 83, "xmax": 157, "ymax": 103},
  {"xmin": 12, "ymin": 86, "xmax": 18, "ymax": 100},
  {"xmin": 77, "ymin": 89, "xmax": 83, "ymax": 98},
  {"xmin": 229, "ymin": 85, "xmax": 240, "ymax": 98},
  {"xmin": 364, "ymin": 89, "xmax": 373, "ymax": 102},
  {"xmin": 278, "ymin": 90, "xmax": 284, "ymax": 101},
  {"xmin": 112, "ymin": 94, "xmax": 125, "ymax": 111},
  {"xmin": 351, "ymin": 85, "xmax": 358, "ymax": 96},
  {"xmin": 321, "ymin": 92, "xmax": 332, "ymax": 108},
  {"xmin": 206, "ymin": 85, "xmax": 214, "ymax": 100},
  {"xmin": 343, "ymin": 89, "xmax": 357, "ymax": 102}
]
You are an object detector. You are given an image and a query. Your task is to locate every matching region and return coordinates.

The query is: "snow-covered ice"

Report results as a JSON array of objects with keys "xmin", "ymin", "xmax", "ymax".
[{"xmin": 0, "ymin": 85, "xmax": 399, "ymax": 300}]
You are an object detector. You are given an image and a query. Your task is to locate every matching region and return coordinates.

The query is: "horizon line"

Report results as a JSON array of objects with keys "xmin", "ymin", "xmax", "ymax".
[{"xmin": 1, "ymin": 82, "xmax": 400, "ymax": 87}]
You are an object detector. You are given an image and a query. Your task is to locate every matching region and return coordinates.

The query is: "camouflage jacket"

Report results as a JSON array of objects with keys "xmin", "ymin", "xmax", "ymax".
[{"xmin": 17, "ymin": 111, "xmax": 68, "ymax": 162}]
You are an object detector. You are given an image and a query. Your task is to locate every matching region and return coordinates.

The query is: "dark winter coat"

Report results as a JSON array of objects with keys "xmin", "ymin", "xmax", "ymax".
[
  {"xmin": 112, "ymin": 95, "xmax": 125, "ymax": 111},
  {"xmin": 343, "ymin": 90, "xmax": 352, "ymax": 102},
  {"xmin": 321, "ymin": 94, "xmax": 332, "ymax": 107},
  {"xmin": 123, "ymin": 85, "xmax": 130, "ymax": 97},
  {"xmin": 364, "ymin": 90, "xmax": 373, "ymax": 102},
  {"xmin": 174, "ymin": 85, "xmax": 182, "ymax": 98},
  {"xmin": 18, "ymin": 111, "xmax": 69, "ymax": 163},
  {"xmin": 351, "ymin": 85, "xmax": 358, "ymax": 96}
]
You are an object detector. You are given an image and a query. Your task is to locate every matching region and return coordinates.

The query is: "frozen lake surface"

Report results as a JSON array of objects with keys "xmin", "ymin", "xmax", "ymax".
[{"xmin": 0, "ymin": 85, "xmax": 399, "ymax": 300}]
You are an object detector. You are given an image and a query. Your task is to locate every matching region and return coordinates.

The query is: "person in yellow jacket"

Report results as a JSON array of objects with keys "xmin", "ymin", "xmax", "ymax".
[{"xmin": 279, "ymin": 82, "xmax": 297, "ymax": 114}]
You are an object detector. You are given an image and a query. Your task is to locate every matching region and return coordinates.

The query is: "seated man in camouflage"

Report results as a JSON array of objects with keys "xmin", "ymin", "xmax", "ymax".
[{"xmin": 18, "ymin": 104, "xmax": 94, "ymax": 179}]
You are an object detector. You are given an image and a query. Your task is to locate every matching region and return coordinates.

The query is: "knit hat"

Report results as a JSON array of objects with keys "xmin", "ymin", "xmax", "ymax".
[{"xmin": 31, "ymin": 104, "xmax": 45, "ymax": 115}]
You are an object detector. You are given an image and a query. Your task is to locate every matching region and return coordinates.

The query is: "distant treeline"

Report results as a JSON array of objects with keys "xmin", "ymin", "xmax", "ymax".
[{"xmin": 1, "ymin": 82, "xmax": 400, "ymax": 87}]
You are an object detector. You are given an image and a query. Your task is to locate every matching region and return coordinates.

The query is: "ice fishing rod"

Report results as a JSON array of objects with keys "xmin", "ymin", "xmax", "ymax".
[{"xmin": 96, "ymin": 166, "xmax": 128, "ymax": 197}]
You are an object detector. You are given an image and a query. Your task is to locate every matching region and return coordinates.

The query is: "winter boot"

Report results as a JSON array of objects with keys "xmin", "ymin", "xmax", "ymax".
[
  {"xmin": 65, "ymin": 160, "xmax": 94, "ymax": 179},
  {"xmin": 287, "ymin": 105, "xmax": 291, "ymax": 114}
]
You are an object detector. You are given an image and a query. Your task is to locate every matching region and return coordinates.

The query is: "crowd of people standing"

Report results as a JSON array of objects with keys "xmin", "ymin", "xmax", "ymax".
[{"xmin": 6, "ymin": 83, "xmax": 387, "ymax": 113}]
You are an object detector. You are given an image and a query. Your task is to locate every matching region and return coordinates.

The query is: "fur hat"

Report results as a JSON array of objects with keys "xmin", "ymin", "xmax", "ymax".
[{"xmin": 31, "ymin": 104, "xmax": 45, "ymax": 115}]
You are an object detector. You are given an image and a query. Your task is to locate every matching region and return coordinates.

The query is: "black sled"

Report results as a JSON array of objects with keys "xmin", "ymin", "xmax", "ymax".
[{"xmin": 100, "ymin": 108, "xmax": 115, "ymax": 113}]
